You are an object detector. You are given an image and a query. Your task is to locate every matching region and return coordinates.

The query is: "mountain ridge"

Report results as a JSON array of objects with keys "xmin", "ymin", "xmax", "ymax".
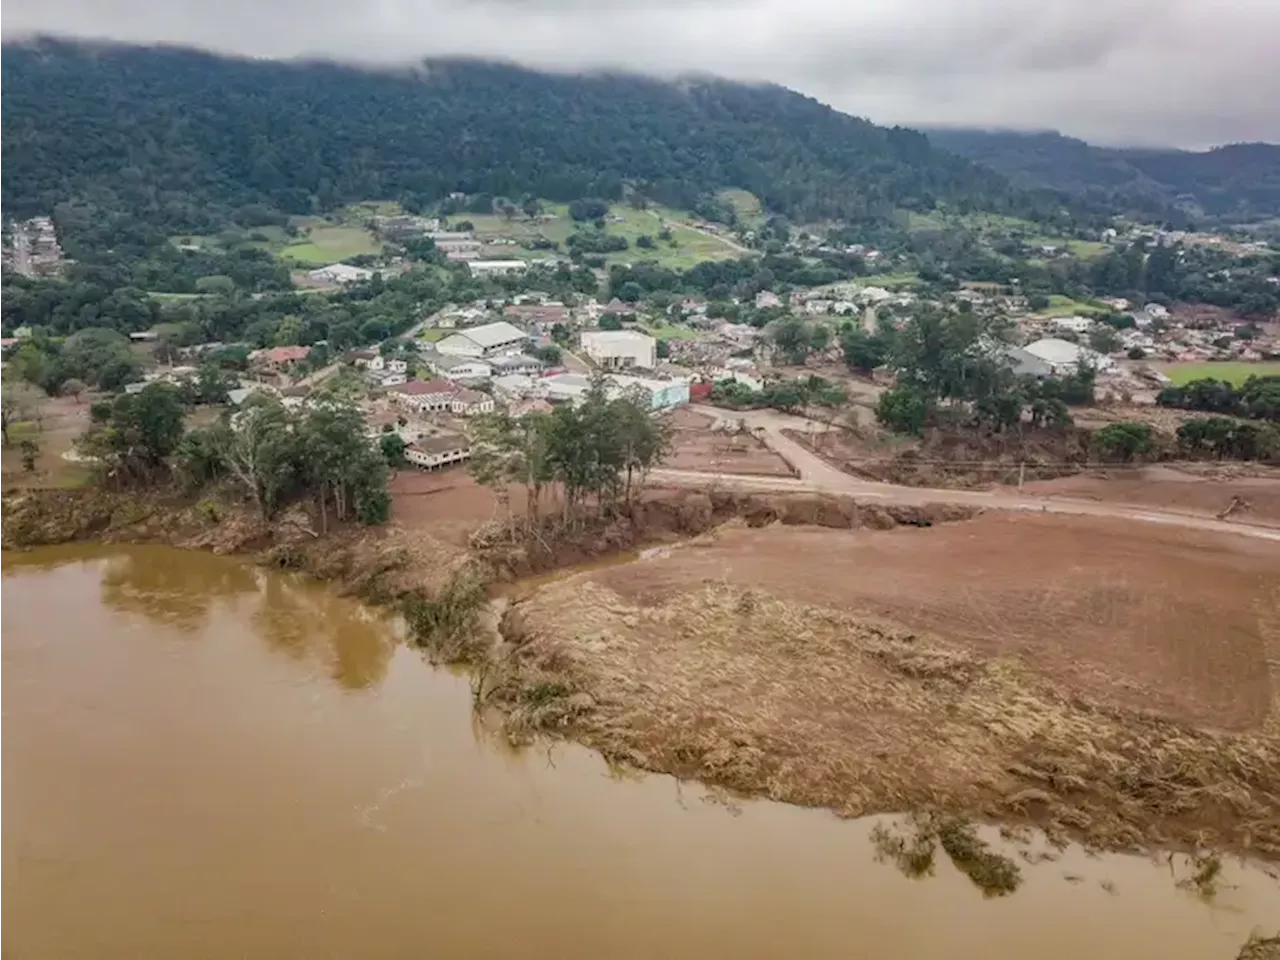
[
  {"xmin": 923, "ymin": 127, "xmax": 1280, "ymax": 223},
  {"xmin": 0, "ymin": 38, "xmax": 1064, "ymax": 237}
]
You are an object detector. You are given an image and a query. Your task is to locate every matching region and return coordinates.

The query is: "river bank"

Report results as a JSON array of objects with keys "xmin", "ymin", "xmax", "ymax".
[{"xmin": 5, "ymin": 483, "xmax": 1279, "ymax": 866}]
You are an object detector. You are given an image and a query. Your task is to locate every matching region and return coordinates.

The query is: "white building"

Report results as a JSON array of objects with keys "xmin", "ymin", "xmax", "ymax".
[
  {"xmin": 1023, "ymin": 338, "xmax": 1115, "ymax": 375},
  {"xmin": 308, "ymin": 263, "xmax": 375, "ymax": 285},
  {"xmin": 449, "ymin": 388, "xmax": 495, "ymax": 417},
  {"xmin": 435, "ymin": 321, "xmax": 529, "ymax": 359},
  {"xmin": 430, "ymin": 355, "xmax": 494, "ymax": 382},
  {"xmin": 390, "ymin": 379, "xmax": 461, "ymax": 414},
  {"xmin": 368, "ymin": 356, "xmax": 408, "ymax": 374},
  {"xmin": 1050, "ymin": 316, "xmax": 1095, "ymax": 335},
  {"xmin": 466, "ymin": 260, "xmax": 528, "ymax": 277},
  {"xmin": 580, "ymin": 330, "xmax": 656, "ymax": 370},
  {"xmin": 405, "ymin": 434, "xmax": 472, "ymax": 470}
]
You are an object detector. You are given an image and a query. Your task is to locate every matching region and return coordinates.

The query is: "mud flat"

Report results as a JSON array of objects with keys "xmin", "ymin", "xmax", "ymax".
[{"xmin": 492, "ymin": 513, "xmax": 1280, "ymax": 858}]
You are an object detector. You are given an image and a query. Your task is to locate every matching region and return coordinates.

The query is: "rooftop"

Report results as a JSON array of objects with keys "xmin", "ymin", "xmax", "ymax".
[
  {"xmin": 393, "ymin": 378, "xmax": 458, "ymax": 396},
  {"xmin": 449, "ymin": 321, "xmax": 528, "ymax": 348}
]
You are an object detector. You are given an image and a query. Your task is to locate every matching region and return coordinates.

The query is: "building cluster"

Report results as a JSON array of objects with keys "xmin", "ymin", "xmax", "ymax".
[{"xmin": 4, "ymin": 216, "xmax": 66, "ymax": 277}]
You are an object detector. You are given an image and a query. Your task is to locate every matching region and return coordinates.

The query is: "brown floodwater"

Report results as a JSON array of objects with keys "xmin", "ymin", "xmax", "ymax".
[{"xmin": 3, "ymin": 544, "xmax": 1277, "ymax": 959}]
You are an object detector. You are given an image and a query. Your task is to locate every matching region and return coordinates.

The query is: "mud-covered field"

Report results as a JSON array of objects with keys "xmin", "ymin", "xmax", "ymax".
[{"xmin": 494, "ymin": 513, "xmax": 1280, "ymax": 857}]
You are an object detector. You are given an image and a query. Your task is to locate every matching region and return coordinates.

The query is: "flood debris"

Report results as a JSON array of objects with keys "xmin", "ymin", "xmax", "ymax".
[{"xmin": 870, "ymin": 814, "xmax": 1022, "ymax": 897}]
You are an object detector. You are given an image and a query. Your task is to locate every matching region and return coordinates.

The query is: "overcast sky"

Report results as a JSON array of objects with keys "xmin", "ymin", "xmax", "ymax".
[{"xmin": 4, "ymin": 0, "xmax": 1278, "ymax": 148}]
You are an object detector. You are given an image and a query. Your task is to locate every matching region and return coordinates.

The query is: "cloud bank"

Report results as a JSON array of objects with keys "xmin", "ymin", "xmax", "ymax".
[{"xmin": 4, "ymin": 0, "xmax": 1277, "ymax": 148}]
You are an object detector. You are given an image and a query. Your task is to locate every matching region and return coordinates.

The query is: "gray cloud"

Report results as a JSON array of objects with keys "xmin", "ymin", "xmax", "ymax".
[{"xmin": 3, "ymin": 0, "xmax": 1277, "ymax": 148}]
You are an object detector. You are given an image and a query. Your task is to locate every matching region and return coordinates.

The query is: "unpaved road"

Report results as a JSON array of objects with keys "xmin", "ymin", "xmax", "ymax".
[{"xmin": 653, "ymin": 405, "xmax": 1280, "ymax": 542}]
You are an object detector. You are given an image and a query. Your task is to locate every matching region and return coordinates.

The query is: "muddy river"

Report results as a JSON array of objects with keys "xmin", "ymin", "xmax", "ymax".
[{"xmin": 4, "ymin": 545, "xmax": 1277, "ymax": 959}]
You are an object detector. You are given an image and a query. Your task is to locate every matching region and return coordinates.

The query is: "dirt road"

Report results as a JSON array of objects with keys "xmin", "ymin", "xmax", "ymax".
[{"xmin": 653, "ymin": 405, "xmax": 1280, "ymax": 542}]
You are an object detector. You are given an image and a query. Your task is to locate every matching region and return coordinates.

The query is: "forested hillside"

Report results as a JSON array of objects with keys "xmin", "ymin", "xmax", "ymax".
[
  {"xmin": 1, "ymin": 39, "xmax": 1059, "ymax": 239},
  {"xmin": 925, "ymin": 128, "xmax": 1280, "ymax": 224}
]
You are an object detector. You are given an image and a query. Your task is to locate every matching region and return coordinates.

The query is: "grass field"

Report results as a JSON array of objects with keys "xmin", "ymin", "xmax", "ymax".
[
  {"xmin": 279, "ymin": 224, "xmax": 382, "ymax": 265},
  {"xmin": 716, "ymin": 188, "xmax": 765, "ymax": 227},
  {"xmin": 853, "ymin": 272, "xmax": 920, "ymax": 289},
  {"xmin": 640, "ymin": 323, "xmax": 702, "ymax": 341},
  {"xmin": 172, "ymin": 219, "xmax": 382, "ymax": 267},
  {"xmin": 1160, "ymin": 361, "xmax": 1280, "ymax": 386},
  {"xmin": 905, "ymin": 210, "xmax": 1109, "ymax": 260},
  {"xmin": 1035, "ymin": 294, "xmax": 1110, "ymax": 318},
  {"xmin": 467, "ymin": 200, "xmax": 742, "ymax": 269}
]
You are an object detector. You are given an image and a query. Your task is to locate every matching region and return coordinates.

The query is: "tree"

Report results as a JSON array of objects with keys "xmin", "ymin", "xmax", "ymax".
[
  {"xmin": 533, "ymin": 344, "xmax": 562, "ymax": 365},
  {"xmin": 772, "ymin": 317, "xmax": 812, "ymax": 365},
  {"xmin": 616, "ymin": 281, "xmax": 644, "ymax": 303},
  {"xmin": 194, "ymin": 275, "xmax": 236, "ymax": 296},
  {"xmin": 62, "ymin": 378, "xmax": 88, "ymax": 403},
  {"xmin": 1087, "ymin": 325, "xmax": 1121, "ymax": 355},
  {"xmin": 380, "ymin": 432, "xmax": 406, "ymax": 466},
  {"xmin": 1092, "ymin": 421, "xmax": 1154, "ymax": 462},
  {"xmin": 77, "ymin": 383, "xmax": 186, "ymax": 484},
  {"xmin": 598, "ymin": 314, "xmax": 624, "ymax": 331},
  {"xmin": 20, "ymin": 438, "xmax": 39, "ymax": 473},
  {"xmin": 569, "ymin": 198, "xmax": 610, "ymax": 222},
  {"xmin": 656, "ymin": 340, "xmax": 670, "ymax": 359},
  {"xmin": 840, "ymin": 328, "xmax": 890, "ymax": 375},
  {"xmin": 636, "ymin": 234, "xmax": 656, "ymax": 249},
  {"xmin": 809, "ymin": 324, "xmax": 832, "ymax": 353},
  {"xmin": 2, "ymin": 383, "xmax": 31, "ymax": 447},
  {"xmin": 875, "ymin": 384, "xmax": 933, "ymax": 435}
]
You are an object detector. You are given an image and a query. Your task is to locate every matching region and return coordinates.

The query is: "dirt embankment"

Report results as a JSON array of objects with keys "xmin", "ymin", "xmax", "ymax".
[
  {"xmin": 786, "ymin": 425, "xmax": 1094, "ymax": 488},
  {"xmin": 488, "ymin": 513, "xmax": 1280, "ymax": 860}
]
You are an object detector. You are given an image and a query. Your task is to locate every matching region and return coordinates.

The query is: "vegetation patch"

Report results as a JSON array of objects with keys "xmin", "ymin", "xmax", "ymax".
[{"xmin": 1161, "ymin": 362, "xmax": 1280, "ymax": 387}]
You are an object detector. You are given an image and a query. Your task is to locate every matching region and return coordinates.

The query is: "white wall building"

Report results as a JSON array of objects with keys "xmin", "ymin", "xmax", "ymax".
[
  {"xmin": 580, "ymin": 330, "xmax": 656, "ymax": 370},
  {"xmin": 1023, "ymin": 338, "xmax": 1115, "ymax": 375},
  {"xmin": 466, "ymin": 260, "xmax": 528, "ymax": 277},
  {"xmin": 405, "ymin": 435, "xmax": 472, "ymax": 470},
  {"xmin": 435, "ymin": 321, "xmax": 529, "ymax": 358},
  {"xmin": 308, "ymin": 263, "xmax": 375, "ymax": 285},
  {"xmin": 1050, "ymin": 316, "xmax": 1095, "ymax": 335}
]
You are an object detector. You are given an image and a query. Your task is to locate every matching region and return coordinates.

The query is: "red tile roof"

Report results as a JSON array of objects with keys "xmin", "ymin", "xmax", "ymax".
[
  {"xmin": 258, "ymin": 345, "xmax": 311, "ymax": 364},
  {"xmin": 393, "ymin": 378, "xmax": 457, "ymax": 396}
]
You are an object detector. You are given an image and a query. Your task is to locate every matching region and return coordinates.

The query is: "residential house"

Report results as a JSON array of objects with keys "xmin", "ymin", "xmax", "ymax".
[
  {"xmin": 604, "ymin": 297, "xmax": 636, "ymax": 317},
  {"xmin": 1050, "ymin": 316, "xmax": 1095, "ymax": 335},
  {"xmin": 250, "ymin": 345, "xmax": 312, "ymax": 371},
  {"xmin": 368, "ymin": 356, "xmax": 408, "ymax": 374},
  {"xmin": 308, "ymin": 263, "xmax": 375, "ymax": 285},
  {"xmin": 435, "ymin": 321, "xmax": 529, "ymax": 358},
  {"xmin": 466, "ymin": 260, "xmax": 528, "ymax": 277},
  {"xmin": 580, "ymin": 330, "xmax": 656, "ymax": 370},
  {"xmin": 349, "ymin": 348, "xmax": 378, "ymax": 367},
  {"xmin": 372, "ymin": 371, "xmax": 408, "ymax": 388},
  {"xmin": 404, "ymin": 434, "xmax": 472, "ymax": 470},
  {"xmin": 449, "ymin": 388, "xmax": 495, "ymax": 417},
  {"xmin": 505, "ymin": 303, "xmax": 568, "ymax": 325}
]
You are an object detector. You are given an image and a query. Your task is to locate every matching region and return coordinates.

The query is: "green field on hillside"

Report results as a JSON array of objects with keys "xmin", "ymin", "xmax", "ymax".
[
  {"xmin": 1160, "ymin": 361, "xmax": 1280, "ymax": 386},
  {"xmin": 641, "ymin": 323, "xmax": 702, "ymax": 341},
  {"xmin": 171, "ymin": 218, "xmax": 382, "ymax": 266},
  {"xmin": 716, "ymin": 188, "xmax": 765, "ymax": 227},
  {"xmin": 465, "ymin": 200, "xmax": 743, "ymax": 268},
  {"xmin": 1035, "ymin": 294, "xmax": 1109, "ymax": 318}
]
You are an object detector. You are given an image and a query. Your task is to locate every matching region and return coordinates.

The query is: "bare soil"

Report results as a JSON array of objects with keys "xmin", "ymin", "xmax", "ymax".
[
  {"xmin": 663, "ymin": 408, "xmax": 796, "ymax": 477},
  {"xmin": 786, "ymin": 425, "xmax": 1091, "ymax": 488},
  {"xmin": 493, "ymin": 513, "xmax": 1280, "ymax": 858},
  {"xmin": 1024, "ymin": 467, "xmax": 1280, "ymax": 528}
]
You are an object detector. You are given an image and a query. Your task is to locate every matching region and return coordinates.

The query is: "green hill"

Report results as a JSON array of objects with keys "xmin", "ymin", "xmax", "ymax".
[
  {"xmin": 1, "ymin": 39, "xmax": 1060, "ymax": 246},
  {"xmin": 925, "ymin": 128, "xmax": 1280, "ymax": 225}
]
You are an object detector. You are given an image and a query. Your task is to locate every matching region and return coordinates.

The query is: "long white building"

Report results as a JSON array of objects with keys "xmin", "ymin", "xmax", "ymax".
[{"xmin": 580, "ymin": 330, "xmax": 656, "ymax": 370}]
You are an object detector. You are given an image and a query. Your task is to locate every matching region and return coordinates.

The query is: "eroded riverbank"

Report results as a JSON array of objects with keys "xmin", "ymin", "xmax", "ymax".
[{"xmin": 4, "ymin": 545, "xmax": 1279, "ymax": 959}]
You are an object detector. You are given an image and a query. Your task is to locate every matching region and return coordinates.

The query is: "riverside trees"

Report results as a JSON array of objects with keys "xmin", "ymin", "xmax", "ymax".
[
  {"xmin": 76, "ymin": 384, "xmax": 391, "ymax": 526},
  {"xmin": 469, "ymin": 376, "xmax": 671, "ymax": 528}
]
